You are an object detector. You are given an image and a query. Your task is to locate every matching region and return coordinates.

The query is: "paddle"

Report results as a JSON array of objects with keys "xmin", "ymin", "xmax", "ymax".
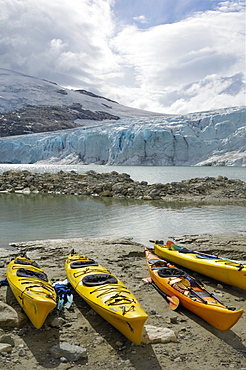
[{"xmin": 142, "ymin": 277, "xmax": 179, "ymax": 310}]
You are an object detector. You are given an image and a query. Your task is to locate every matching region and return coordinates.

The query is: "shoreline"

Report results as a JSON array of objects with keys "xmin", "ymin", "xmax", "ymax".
[{"xmin": 0, "ymin": 234, "xmax": 246, "ymax": 369}]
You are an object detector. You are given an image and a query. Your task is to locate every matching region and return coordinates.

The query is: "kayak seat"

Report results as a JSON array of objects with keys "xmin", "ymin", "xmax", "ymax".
[
  {"xmin": 158, "ymin": 268, "xmax": 187, "ymax": 278},
  {"xmin": 178, "ymin": 248, "xmax": 193, "ymax": 253},
  {"xmin": 16, "ymin": 268, "xmax": 48, "ymax": 282},
  {"xmin": 14, "ymin": 259, "xmax": 40, "ymax": 268},
  {"xmin": 148, "ymin": 260, "xmax": 168, "ymax": 269},
  {"xmin": 82, "ymin": 274, "xmax": 118, "ymax": 286},
  {"xmin": 70, "ymin": 260, "xmax": 99, "ymax": 268}
]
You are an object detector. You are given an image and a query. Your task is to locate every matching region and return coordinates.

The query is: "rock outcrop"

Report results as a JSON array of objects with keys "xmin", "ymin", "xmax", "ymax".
[
  {"xmin": 0, "ymin": 170, "xmax": 245, "ymax": 204},
  {"xmin": 0, "ymin": 105, "xmax": 120, "ymax": 137}
]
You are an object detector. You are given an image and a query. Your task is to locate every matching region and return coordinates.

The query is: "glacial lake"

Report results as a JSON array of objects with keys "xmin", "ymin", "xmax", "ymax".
[{"xmin": 0, "ymin": 164, "xmax": 245, "ymax": 249}]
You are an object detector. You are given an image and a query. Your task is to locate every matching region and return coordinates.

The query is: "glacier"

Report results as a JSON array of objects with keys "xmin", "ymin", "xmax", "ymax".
[{"xmin": 0, "ymin": 106, "xmax": 245, "ymax": 166}]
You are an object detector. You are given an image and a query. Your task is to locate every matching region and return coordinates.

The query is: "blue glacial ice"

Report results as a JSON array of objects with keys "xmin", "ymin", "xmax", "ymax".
[{"xmin": 0, "ymin": 106, "xmax": 245, "ymax": 166}]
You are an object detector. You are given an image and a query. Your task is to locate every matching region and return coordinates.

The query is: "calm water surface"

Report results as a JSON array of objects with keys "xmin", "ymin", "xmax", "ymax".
[{"xmin": 0, "ymin": 164, "xmax": 245, "ymax": 248}]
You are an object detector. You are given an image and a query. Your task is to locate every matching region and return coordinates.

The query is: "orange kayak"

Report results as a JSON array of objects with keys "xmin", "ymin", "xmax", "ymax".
[{"xmin": 145, "ymin": 248, "xmax": 244, "ymax": 331}]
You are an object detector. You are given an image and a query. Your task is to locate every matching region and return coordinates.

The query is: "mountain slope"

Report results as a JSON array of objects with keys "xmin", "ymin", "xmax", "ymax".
[{"xmin": 0, "ymin": 68, "xmax": 164, "ymax": 137}]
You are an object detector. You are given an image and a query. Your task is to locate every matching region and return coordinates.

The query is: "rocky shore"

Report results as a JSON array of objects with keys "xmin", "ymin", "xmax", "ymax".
[
  {"xmin": 0, "ymin": 169, "xmax": 246, "ymax": 205},
  {"xmin": 0, "ymin": 234, "xmax": 246, "ymax": 370}
]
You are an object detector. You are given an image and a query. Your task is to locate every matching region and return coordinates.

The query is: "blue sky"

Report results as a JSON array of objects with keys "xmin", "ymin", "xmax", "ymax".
[
  {"xmin": 0, "ymin": 0, "xmax": 245, "ymax": 114},
  {"xmin": 113, "ymin": 0, "xmax": 220, "ymax": 27}
]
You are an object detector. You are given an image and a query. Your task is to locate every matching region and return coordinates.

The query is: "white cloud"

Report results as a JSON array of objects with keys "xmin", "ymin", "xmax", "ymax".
[
  {"xmin": 164, "ymin": 74, "xmax": 245, "ymax": 114},
  {"xmin": 0, "ymin": 0, "xmax": 245, "ymax": 114},
  {"xmin": 133, "ymin": 15, "xmax": 148, "ymax": 24},
  {"xmin": 110, "ymin": 1, "xmax": 245, "ymax": 113},
  {"xmin": 0, "ymin": 0, "xmax": 117, "ymax": 88}
]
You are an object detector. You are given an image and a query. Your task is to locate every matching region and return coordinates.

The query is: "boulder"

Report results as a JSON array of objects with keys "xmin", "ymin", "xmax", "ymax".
[
  {"xmin": 0, "ymin": 343, "xmax": 12, "ymax": 353},
  {"xmin": 50, "ymin": 341, "xmax": 87, "ymax": 362},
  {"xmin": 142, "ymin": 325, "xmax": 177, "ymax": 344},
  {"xmin": 0, "ymin": 302, "xmax": 26, "ymax": 328},
  {"xmin": 0, "ymin": 334, "xmax": 15, "ymax": 346}
]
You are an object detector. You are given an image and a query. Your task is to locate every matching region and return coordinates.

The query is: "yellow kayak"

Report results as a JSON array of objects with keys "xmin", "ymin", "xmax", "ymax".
[
  {"xmin": 65, "ymin": 251, "xmax": 148, "ymax": 345},
  {"xmin": 145, "ymin": 248, "xmax": 244, "ymax": 331},
  {"xmin": 6, "ymin": 256, "xmax": 57, "ymax": 329},
  {"xmin": 153, "ymin": 240, "xmax": 246, "ymax": 290}
]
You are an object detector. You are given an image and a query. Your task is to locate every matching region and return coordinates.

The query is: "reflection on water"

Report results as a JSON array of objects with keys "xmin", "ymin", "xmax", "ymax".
[{"xmin": 1, "ymin": 192, "xmax": 245, "ymax": 248}]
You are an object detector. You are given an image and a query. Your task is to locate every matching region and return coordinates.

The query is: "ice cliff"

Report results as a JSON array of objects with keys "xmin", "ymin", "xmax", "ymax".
[
  {"xmin": 0, "ymin": 69, "xmax": 245, "ymax": 166},
  {"xmin": 0, "ymin": 106, "xmax": 245, "ymax": 166}
]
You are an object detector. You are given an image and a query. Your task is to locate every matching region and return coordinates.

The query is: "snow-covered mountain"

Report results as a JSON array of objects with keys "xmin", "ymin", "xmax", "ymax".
[
  {"xmin": 0, "ymin": 68, "xmax": 161, "ymax": 126},
  {"xmin": 0, "ymin": 69, "xmax": 245, "ymax": 166}
]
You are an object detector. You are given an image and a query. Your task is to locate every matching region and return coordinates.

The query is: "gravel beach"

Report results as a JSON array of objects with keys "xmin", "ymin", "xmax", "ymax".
[{"xmin": 0, "ymin": 233, "xmax": 246, "ymax": 370}]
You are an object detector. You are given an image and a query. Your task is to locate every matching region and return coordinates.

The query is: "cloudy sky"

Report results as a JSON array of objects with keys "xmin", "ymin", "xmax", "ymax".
[{"xmin": 0, "ymin": 0, "xmax": 245, "ymax": 114}]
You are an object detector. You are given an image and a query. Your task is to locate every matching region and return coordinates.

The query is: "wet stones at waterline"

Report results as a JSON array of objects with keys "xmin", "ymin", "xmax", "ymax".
[{"xmin": 0, "ymin": 170, "xmax": 245, "ymax": 204}]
